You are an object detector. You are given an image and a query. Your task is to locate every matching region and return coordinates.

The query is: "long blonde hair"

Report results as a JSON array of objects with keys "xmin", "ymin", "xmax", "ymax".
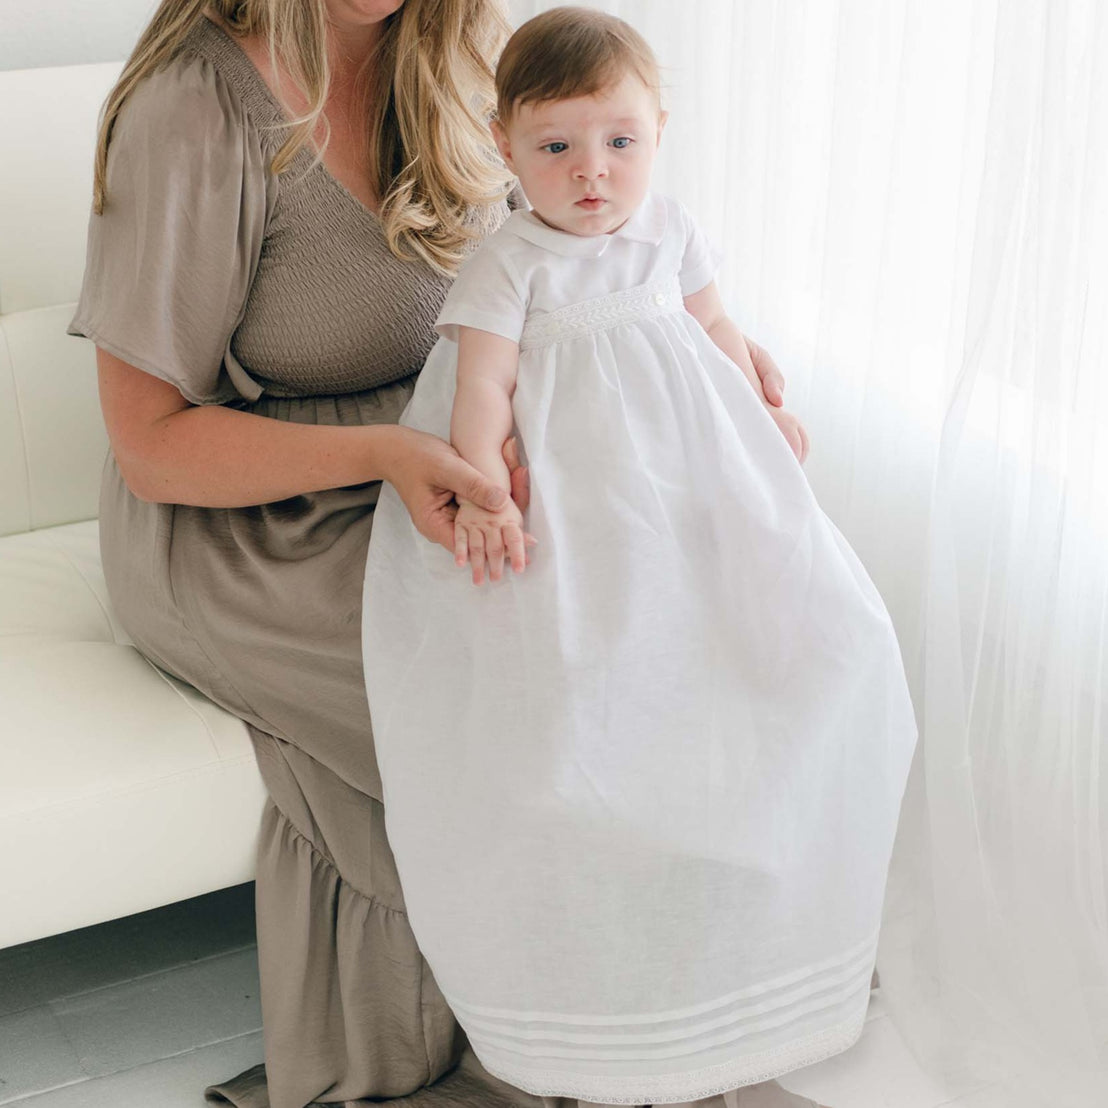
[{"xmin": 93, "ymin": 0, "xmax": 513, "ymax": 274}]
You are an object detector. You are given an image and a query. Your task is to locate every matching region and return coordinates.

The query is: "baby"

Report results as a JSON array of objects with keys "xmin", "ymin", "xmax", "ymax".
[
  {"xmin": 448, "ymin": 7, "xmax": 807, "ymax": 585},
  {"xmin": 363, "ymin": 8, "xmax": 918, "ymax": 1106}
]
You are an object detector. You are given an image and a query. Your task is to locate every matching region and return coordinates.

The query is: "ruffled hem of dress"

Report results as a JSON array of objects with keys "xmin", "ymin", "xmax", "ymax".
[
  {"xmin": 203, "ymin": 800, "xmax": 458, "ymax": 1108},
  {"xmin": 204, "ymin": 1062, "xmax": 269, "ymax": 1107}
]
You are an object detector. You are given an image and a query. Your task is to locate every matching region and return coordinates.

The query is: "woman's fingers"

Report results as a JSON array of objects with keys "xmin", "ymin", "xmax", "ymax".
[
  {"xmin": 458, "ymin": 463, "xmax": 508, "ymax": 512},
  {"xmin": 423, "ymin": 500, "xmax": 460, "ymax": 553},
  {"xmin": 503, "ymin": 436, "xmax": 531, "ymax": 512},
  {"xmin": 763, "ymin": 370, "xmax": 786, "ymax": 407},
  {"xmin": 423, "ymin": 444, "xmax": 507, "ymax": 514},
  {"xmin": 748, "ymin": 338, "xmax": 786, "ymax": 407},
  {"xmin": 509, "ymin": 460, "xmax": 530, "ymax": 512},
  {"xmin": 785, "ymin": 424, "xmax": 803, "ymax": 464}
]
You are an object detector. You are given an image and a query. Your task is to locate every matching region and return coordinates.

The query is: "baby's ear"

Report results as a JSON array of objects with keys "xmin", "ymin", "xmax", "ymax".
[
  {"xmin": 491, "ymin": 119, "xmax": 515, "ymax": 172},
  {"xmin": 656, "ymin": 109, "xmax": 669, "ymax": 144}
]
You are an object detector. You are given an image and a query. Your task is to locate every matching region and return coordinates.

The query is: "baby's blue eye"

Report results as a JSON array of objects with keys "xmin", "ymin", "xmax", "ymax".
[
  {"xmin": 611, "ymin": 136, "xmax": 633, "ymax": 149},
  {"xmin": 543, "ymin": 141, "xmax": 568, "ymax": 154}
]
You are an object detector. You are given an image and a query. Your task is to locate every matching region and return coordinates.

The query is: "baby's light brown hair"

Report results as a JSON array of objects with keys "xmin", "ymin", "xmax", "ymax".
[{"xmin": 495, "ymin": 6, "xmax": 661, "ymax": 126}]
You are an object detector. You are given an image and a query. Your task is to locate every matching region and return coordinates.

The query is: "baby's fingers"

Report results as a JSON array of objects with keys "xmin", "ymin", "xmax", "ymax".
[
  {"xmin": 454, "ymin": 523, "xmax": 469, "ymax": 568},
  {"xmin": 467, "ymin": 526, "xmax": 486, "ymax": 586},
  {"xmin": 504, "ymin": 523, "xmax": 528, "ymax": 574},
  {"xmin": 485, "ymin": 525, "xmax": 506, "ymax": 582}
]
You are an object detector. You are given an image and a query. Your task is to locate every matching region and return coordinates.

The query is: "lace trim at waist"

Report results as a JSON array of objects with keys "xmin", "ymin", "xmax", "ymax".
[{"xmin": 519, "ymin": 279, "xmax": 684, "ymax": 350}]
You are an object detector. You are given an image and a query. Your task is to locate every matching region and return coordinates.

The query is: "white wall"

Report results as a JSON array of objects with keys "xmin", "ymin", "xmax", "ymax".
[
  {"xmin": 1, "ymin": 1, "xmax": 540, "ymax": 72},
  {"xmin": 0, "ymin": 0, "xmax": 155, "ymax": 71}
]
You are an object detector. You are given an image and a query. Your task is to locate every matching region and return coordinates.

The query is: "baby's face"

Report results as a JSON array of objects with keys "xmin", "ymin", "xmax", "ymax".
[{"xmin": 493, "ymin": 73, "xmax": 665, "ymax": 238}]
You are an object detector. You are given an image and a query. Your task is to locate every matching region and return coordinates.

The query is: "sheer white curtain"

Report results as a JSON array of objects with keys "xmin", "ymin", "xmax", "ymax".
[{"xmin": 508, "ymin": 2, "xmax": 1108, "ymax": 1105}]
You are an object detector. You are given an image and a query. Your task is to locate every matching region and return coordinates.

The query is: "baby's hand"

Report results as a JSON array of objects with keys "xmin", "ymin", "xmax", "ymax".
[
  {"xmin": 765, "ymin": 403, "xmax": 810, "ymax": 465},
  {"xmin": 454, "ymin": 497, "xmax": 533, "ymax": 585}
]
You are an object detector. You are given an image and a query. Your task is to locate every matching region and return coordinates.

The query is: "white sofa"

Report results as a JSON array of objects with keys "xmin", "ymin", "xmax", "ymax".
[{"xmin": 0, "ymin": 62, "xmax": 267, "ymax": 950}]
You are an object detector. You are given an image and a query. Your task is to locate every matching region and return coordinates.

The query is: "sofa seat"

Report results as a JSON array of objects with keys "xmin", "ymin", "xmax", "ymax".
[{"xmin": 0, "ymin": 519, "xmax": 264, "ymax": 949}]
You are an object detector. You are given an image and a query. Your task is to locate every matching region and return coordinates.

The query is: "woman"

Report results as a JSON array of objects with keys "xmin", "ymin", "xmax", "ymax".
[{"xmin": 70, "ymin": 2, "xmax": 790, "ymax": 1106}]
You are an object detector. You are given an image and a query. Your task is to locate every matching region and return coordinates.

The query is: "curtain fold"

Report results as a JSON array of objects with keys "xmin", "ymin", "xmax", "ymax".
[{"xmin": 507, "ymin": 3, "xmax": 1108, "ymax": 1104}]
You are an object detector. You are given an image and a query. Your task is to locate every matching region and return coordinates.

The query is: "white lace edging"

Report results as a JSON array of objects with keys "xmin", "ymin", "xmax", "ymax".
[
  {"xmin": 473, "ymin": 1006, "xmax": 867, "ymax": 1105},
  {"xmin": 519, "ymin": 279, "xmax": 684, "ymax": 350}
]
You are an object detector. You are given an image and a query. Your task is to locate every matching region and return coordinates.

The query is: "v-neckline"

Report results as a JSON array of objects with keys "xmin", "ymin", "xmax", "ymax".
[{"xmin": 198, "ymin": 14, "xmax": 383, "ymax": 225}]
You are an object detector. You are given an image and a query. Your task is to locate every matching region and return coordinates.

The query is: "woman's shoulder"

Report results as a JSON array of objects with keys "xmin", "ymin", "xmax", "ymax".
[{"xmin": 116, "ymin": 18, "xmax": 279, "ymax": 157}]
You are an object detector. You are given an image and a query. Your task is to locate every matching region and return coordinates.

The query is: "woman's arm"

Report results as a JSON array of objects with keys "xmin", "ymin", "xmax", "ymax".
[{"xmin": 97, "ymin": 348, "xmax": 512, "ymax": 548}]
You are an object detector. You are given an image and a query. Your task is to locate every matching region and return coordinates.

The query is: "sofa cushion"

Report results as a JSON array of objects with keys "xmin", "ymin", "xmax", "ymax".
[
  {"xmin": 0, "ymin": 58, "xmax": 125, "ymax": 536},
  {"xmin": 0, "ymin": 62, "xmax": 122, "ymax": 316},
  {"xmin": 0, "ymin": 304, "xmax": 108, "ymax": 536},
  {"xmin": 0, "ymin": 521, "xmax": 264, "ymax": 948}
]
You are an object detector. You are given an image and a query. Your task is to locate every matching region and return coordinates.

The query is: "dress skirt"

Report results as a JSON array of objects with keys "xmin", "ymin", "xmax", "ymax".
[{"xmin": 363, "ymin": 280, "xmax": 919, "ymax": 1103}]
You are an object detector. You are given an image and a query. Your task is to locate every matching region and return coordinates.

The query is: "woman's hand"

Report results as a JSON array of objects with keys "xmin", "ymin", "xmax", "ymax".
[
  {"xmin": 765, "ymin": 403, "xmax": 810, "ymax": 465},
  {"xmin": 502, "ymin": 435, "xmax": 530, "ymax": 513},
  {"xmin": 747, "ymin": 337, "xmax": 787, "ymax": 407},
  {"xmin": 381, "ymin": 426, "xmax": 533, "ymax": 553}
]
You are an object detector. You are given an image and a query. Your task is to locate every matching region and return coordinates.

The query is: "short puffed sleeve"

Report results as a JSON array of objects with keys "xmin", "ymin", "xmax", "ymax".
[
  {"xmin": 675, "ymin": 199, "xmax": 724, "ymax": 297},
  {"xmin": 434, "ymin": 236, "xmax": 529, "ymax": 344},
  {"xmin": 67, "ymin": 53, "xmax": 274, "ymax": 405}
]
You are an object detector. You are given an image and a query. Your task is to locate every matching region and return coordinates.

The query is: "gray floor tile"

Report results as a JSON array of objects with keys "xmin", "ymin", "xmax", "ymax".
[
  {"xmin": 49, "ymin": 948, "xmax": 261, "ymax": 1080},
  {"xmin": 0, "ymin": 1007, "xmax": 84, "ymax": 1104},
  {"xmin": 0, "ymin": 1030, "xmax": 263, "ymax": 1108},
  {"xmin": 0, "ymin": 885, "xmax": 256, "ymax": 1018}
]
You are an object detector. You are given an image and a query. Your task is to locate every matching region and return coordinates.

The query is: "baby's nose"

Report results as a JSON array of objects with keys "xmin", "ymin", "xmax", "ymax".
[{"xmin": 573, "ymin": 154, "xmax": 608, "ymax": 180}]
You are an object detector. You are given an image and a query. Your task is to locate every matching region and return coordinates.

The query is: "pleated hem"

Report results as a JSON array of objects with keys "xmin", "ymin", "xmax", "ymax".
[{"xmin": 475, "ymin": 1006, "xmax": 866, "ymax": 1106}]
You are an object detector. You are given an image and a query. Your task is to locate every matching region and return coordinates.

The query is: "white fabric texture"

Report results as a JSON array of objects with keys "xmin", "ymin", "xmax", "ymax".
[
  {"xmin": 434, "ymin": 195, "xmax": 721, "ymax": 345},
  {"xmin": 503, "ymin": 2, "xmax": 1108, "ymax": 1105},
  {"xmin": 362, "ymin": 194, "xmax": 918, "ymax": 1103}
]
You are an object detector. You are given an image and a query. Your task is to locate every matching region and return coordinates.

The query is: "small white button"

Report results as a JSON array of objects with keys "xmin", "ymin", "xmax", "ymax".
[{"xmin": 653, "ymin": 292, "xmax": 666, "ymax": 305}]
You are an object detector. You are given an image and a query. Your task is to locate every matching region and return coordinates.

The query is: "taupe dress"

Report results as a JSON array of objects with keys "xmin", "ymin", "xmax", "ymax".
[{"xmin": 68, "ymin": 17, "xmax": 750, "ymax": 1108}]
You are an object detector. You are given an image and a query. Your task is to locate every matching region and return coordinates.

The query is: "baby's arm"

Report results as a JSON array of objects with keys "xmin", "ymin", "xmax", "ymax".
[
  {"xmin": 684, "ymin": 281, "xmax": 809, "ymax": 464},
  {"xmin": 451, "ymin": 326, "xmax": 529, "ymax": 584},
  {"xmin": 683, "ymin": 281, "xmax": 767, "ymax": 399}
]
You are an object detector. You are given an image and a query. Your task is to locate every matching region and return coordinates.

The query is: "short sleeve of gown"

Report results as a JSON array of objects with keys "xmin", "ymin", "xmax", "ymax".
[
  {"xmin": 67, "ymin": 54, "xmax": 273, "ymax": 405},
  {"xmin": 675, "ymin": 199, "xmax": 724, "ymax": 297},
  {"xmin": 434, "ymin": 237, "xmax": 529, "ymax": 345}
]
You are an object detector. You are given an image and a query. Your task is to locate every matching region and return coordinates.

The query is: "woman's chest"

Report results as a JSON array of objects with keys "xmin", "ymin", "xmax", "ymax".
[{"xmin": 231, "ymin": 180, "xmax": 451, "ymax": 396}]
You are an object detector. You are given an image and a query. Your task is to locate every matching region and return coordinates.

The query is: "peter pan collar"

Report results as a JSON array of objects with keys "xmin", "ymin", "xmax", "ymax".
[{"xmin": 506, "ymin": 192, "xmax": 668, "ymax": 257}]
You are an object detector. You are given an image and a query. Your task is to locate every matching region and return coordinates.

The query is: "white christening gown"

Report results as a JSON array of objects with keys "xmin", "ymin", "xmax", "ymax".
[{"xmin": 361, "ymin": 193, "xmax": 918, "ymax": 1105}]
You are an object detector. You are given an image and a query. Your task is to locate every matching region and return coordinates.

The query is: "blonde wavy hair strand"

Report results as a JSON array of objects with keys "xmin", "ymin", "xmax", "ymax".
[{"xmin": 92, "ymin": 0, "xmax": 513, "ymax": 274}]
